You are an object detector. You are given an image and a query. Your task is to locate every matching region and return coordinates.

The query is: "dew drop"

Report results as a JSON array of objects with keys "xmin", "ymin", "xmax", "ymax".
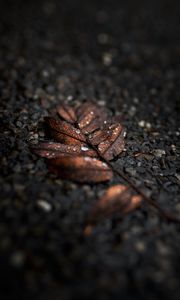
[
  {"xmin": 123, "ymin": 131, "xmax": 127, "ymax": 137},
  {"xmin": 81, "ymin": 146, "xmax": 89, "ymax": 151},
  {"xmin": 102, "ymin": 162, "xmax": 108, "ymax": 167}
]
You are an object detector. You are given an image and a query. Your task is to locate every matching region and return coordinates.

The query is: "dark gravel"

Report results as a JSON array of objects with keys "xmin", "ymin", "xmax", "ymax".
[{"xmin": 0, "ymin": 0, "xmax": 180, "ymax": 299}]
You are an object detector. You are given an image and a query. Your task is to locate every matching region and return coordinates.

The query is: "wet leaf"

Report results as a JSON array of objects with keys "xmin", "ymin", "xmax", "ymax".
[
  {"xmin": 90, "ymin": 123, "xmax": 126, "ymax": 160},
  {"xmin": 48, "ymin": 156, "xmax": 113, "ymax": 183},
  {"xmin": 76, "ymin": 102, "xmax": 108, "ymax": 134},
  {"xmin": 30, "ymin": 142, "xmax": 97, "ymax": 158},
  {"xmin": 30, "ymin": 101, "xmax": 178, "ymax": 227},
  {"xmin": 31, "ymin": 102, "xmax": 126, "ymax": 183},
  {"xmin": 44, "ymin": 117, "xmax": 86, "ymax": 146},
  {"xmin": 87, "ymin": 184, "xmax": 143, "ymax": 224},
  {"xmin": 57, "ymin": 104, "xmax": 77, "ymax": 124}
]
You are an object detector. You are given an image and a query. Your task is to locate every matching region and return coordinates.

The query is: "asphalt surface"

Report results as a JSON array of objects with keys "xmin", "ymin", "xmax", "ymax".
[{"xmin": 0, "ymin": 0, "xmax": 180, "ymax": 299}]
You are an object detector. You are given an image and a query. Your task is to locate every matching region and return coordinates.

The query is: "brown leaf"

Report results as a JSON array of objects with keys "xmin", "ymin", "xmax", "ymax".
[
  {"xmin": 30, "ymin": 142, "xmax": 97, "ymax": 158},
  {"xmin": 30, "ymin": 101, "xmax": 177, "ymax": 226},
  {"xmin": 88, "ymin": 127, "xmax": 110, "ymax": 146},
  {"xmin": 57, "ymin": 104, "xmax": 77, "ymax": 124},
  {"xmin": 90, "ymin": 123, "xmax": 126, "ymax": 160},
  {"xmin": 87, "ymin": 184, "xmax": 143, "ymax": 224},
  {"xmin": 31, "ymin": 102, "xmax": 126, "ymax": 182},
  {"xmin": 48, "ymin": 156, "xmax": 113, "ymax": 183},
  {"xmin": 76, "ymin": 102, "xmax": 108, "ymax": 134},
  {"xmin": 76, "ymin": 102, "xmax": 96, "ymax": 119},
  {"xmin": 44, "ymin": 117, "xmax": 86, "ymax": 146}
]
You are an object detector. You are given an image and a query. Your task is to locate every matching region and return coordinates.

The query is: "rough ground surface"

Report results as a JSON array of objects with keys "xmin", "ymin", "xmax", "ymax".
[{"xmin": 0, "ymin": 0, "xmax": 180, "ymax": 299}]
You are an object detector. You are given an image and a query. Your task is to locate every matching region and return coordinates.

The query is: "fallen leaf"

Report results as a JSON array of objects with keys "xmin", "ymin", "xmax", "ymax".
[
  {"xmin": 44, "ymin": 117, "xmax": 86, "ymax": 146},
  {"xmin": 31, "ymin": 103, "xmax": 127, "ymax": 184},
  {"xmin": 57, "ymin": 104, "xmax": 77, "ymax": 124},
  {"xmin": 30, "ymin": 101, "xmax": 179, "ymax": 227},
  {"xmin": 87, "ymin": 184, "xmax": 143, "ymax": 224},
  {"xmin": 90, "ymin": 123, "xmax": 126, "ymax": 160},
  {"xmin": 48, "ymin": 156, "xmax": 113, "ymax": 183},
  {"xmin": 32, "ymin": 102, "xmax": 126, "ymax": 184}
]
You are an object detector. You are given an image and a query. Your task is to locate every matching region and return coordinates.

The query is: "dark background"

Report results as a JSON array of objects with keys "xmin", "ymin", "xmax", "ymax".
[{"xmin": 0, "ymin": 0, "xmax": 180, "ymax": 299}]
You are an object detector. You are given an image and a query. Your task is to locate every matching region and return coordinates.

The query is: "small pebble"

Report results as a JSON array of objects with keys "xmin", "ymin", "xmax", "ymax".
[
  {"xmin": 125, "ymin": 167, "xmax": 137, "ymax": 176},
  {"xmin": 171, "ymin": 144, "xmax": 176, "ymax": 151},
  {"xmin": 98, "ymin": 100, "xmax": 106, "ymax": 106},
  {"xmin": 67, "ymin": 95, "xmax": 73, "ymax": 101},
  {"xmin": 135, "ymin": 241, "xmax": 146, "ymax": 252},
  {"xmin": 133, "ymin": 97, "xmax": 139, "ymax": 104},
  {"xmin": 37, "ymin": 200, "xmax": 52, "ymax": 212},
  {"xmin": 102, "ymin": 52, "xmax": 112, "ymax": 66},
  {"xmin": 98, "ymin": 33, "xmax": 109, "ymax": 44},
  {"xmin": 138, "ymin": 120, "xmax": 145, "ymax": 127},
  {"xmin": 129, "ymin": 106, "xmax": 136, "ymax": 117},
  {"xmin": 42, "ymin": 70, "xmax": 49, "ymax": 77},
  {"xmin": 153, "ymin": 149, "xmax": 166, "ymax": 158},
  {"xmin": 175, "ymin": 173, "xmax": 180, "ymax": 181},
  {"xmin": 138, "ymin": 120, "xmax": 151, "ymax": 129},
  {"xmin": 10, "ymin": 251, "xmax": 25, "ymax": 267}
]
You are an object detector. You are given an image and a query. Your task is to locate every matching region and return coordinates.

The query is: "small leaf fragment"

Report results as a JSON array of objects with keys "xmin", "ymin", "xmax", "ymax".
[
  {"xmin": 89, "ymin": 127, "xmax": 111, "ymax": 146},
  {"xmin": 76, "ymin": 102, "xmax": 108, "ymax": 134},
  {"xmin": 57, "ymin": 104, "xmax": 77, "ymax": 124},
  {"xmin": 97, "ymin": 124, "xmax": 126, "ymax": 160},
  {"xmin": 48, "ymin": 156, "xmax": 113, "ymax": 183},
  {"xmin": 89, "ymin": 123, "xmax": 126, "ymax": 160},
  {"xmin": 87, "ymin": 184, "xmax": 143, "ymax": 224},
  {"xmin": 45, "ymin": 117, "xmax": 86, "ymax": 145}
]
